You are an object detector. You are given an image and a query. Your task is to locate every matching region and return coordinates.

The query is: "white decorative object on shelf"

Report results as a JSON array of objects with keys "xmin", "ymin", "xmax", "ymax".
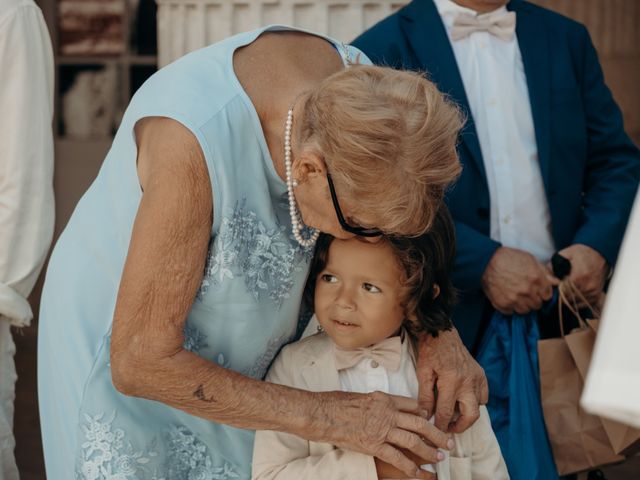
[
  {"xmin": 62, "ymin": 65, "xmax": 119, "ymax": 139},
  {"xmin": 155, "ymin": 0, "xmax": 407, "ymax": 67}
]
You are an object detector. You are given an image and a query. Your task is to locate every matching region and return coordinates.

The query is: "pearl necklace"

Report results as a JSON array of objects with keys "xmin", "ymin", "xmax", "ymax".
[{"xmin": 285, "ymin": 107, "xmax": 319, "ymax": 248}]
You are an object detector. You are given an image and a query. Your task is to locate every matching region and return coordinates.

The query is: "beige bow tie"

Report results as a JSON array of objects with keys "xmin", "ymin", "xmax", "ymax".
[
  {"xmin": 450, "ymin": 11, "xmax": 516, "ymax": 42},
  {"xmin": 333, "ymin": 336, "xmax": 403, "ymax": 372}
]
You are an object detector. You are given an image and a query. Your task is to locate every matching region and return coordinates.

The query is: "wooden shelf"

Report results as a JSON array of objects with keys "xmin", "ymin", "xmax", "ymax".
[
  {"xmin": 126, "ymin": 54, "xmax": 158, "ymax": 65},
  {"xmin": 57, "ymin": 54, "xmax": 157, "ymax": 66},
  {"xmin": 32, "ymin": 0, "xmax": 158, "ymax": 245}
]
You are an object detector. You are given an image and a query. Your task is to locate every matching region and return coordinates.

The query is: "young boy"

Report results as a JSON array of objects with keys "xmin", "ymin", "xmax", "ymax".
[{"xmin": 252, "ymin": 208, "xmax": 508, "ymax": 480}]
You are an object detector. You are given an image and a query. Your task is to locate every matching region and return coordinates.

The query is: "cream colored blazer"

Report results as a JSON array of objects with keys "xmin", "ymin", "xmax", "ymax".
[{"xmin": 252, "ymin": 333, "xmax": 509, "ymax": 480}]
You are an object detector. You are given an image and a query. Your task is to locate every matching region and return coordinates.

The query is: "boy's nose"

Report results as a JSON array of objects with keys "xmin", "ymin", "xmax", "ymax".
[{"xmin": 335, "ymin": 287, "xmax": 356, "ymax": 310}]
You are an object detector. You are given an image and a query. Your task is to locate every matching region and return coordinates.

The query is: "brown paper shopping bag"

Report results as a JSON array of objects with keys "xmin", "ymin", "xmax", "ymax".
[
  {"xmin": 601, "ymin": 416, "xmax": 640, "ymax": 456},
  {"xmin": 564, "ymin": 318, "xmax": 640, "ymax": 456},
  {"xmin": 565, "ymin": 288, "xmax": 640, "ymax": 456},
  {"xmin": 538, "ymin": 282, "xmax": 625, "ymax": 475}
]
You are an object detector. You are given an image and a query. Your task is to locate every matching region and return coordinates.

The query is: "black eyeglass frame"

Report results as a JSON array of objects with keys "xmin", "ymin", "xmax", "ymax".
[{"xmin": 326, "ymin": 173, "xmax": 383, "ymax": 237}]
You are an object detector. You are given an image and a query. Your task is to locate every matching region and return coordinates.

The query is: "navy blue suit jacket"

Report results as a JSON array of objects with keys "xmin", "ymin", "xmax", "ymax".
[{"xmin": 353, "ymin": 0, "xmax": 640, "ymax": 350}]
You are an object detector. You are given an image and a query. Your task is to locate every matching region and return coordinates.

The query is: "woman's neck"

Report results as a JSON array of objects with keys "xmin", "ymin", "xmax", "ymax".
[{"xmin": 233, "ymin": 31, "xmax": 344, "ymax": 181}]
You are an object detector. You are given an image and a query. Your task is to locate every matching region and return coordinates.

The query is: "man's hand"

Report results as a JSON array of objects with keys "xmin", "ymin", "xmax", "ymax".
[
  {"xmin": 481, "ymin": 247, "xmax": 559, "ymax": 315},
  {"xmin": 375, "ymin": 448, "xmax": 439, "ymax": 479},
  {"xmin": 416, "ymin": 328, "xmax": 489, "ymax": 433},
  {"xmin": 557, "ymin": 244, "xmax": 608, "ymax": 306}
]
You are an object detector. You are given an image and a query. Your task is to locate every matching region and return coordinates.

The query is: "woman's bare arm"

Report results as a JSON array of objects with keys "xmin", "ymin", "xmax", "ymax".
[
  {"xmin": 109, "ymin": 117, "xmax": 448, "ymax": 479},
  {"xmin": 110, "ymin": 116, "xmax": 310, "ymax": 430}
]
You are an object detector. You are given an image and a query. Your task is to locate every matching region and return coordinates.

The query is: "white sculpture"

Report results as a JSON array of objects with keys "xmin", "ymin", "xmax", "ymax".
[{"xmin": 62, "ymin": 64, "xmax": 118, "ymax": 139}]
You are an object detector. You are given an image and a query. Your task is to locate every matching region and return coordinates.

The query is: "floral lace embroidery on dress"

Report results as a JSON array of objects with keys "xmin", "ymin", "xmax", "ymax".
[
  {"xmin": 240, "ymin": 331, "xmax": 296, "ymax": 380},
  {"xmin": 166, "ymin": 426, "xmax": 240, "ymax": 480},
  {"xmin": 197, "ymin": 200, "xmax": 311, "ymax": 305},
  {"xmin": 183, "ymin": 323, "xmax": 209, "ymax": 353},
  {"xmin": 77, "ymin": 412, "xmax": 240, "ymax": 480}
]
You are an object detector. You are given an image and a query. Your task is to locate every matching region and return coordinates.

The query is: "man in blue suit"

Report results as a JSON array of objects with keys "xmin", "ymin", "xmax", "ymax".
[{"xmin": 353, "ymin": 0, "xmax": 640, "ymax": 353}]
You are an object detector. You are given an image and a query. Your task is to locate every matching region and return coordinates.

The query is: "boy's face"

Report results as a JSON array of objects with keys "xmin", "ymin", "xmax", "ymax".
[{"xmin": 314, "ymin": 238, "xmax": 408, "ymax": 349}]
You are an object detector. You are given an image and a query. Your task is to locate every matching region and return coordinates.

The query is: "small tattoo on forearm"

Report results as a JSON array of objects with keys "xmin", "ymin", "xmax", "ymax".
[{"xmin": 194, "ymin": 384, "xmax": 217, "ymax": 403}]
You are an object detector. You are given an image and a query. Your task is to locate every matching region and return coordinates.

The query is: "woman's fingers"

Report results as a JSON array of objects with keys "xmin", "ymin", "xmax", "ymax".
[
  {"xmin": 477, "ymin": 372, "xmax": 489, "ymax": 405},
  {"xmin": 396, "ymin": 411, "xmax": 452, "ymax": 450},
  {"xmin": 388, "ymin": 393, "xmax": 420, "ymax": 413},
  {"xmin": 379, "ymin": 394, "xmax": 449, "ymax": 476},
  {"xmin": 415, "ymin": 364, "xmax": 437, "ymax": 417},
  {"xmin": 434, "ymin": 384, "xmax": 456, "ymax": 432},
  {"xmin": 386, "ymin": 427, "xmax": 441, "ymax": 464},
  {"xmin": 376, "ymin": 443, "xmax": 436, "ymax": 480},
  {"xmin": 448, "ymin": 392, "xmax": 480, "ymax": 434},
  {"xmin": 389, "ymin": 393, "xmax": 451, "ymax": 449}
]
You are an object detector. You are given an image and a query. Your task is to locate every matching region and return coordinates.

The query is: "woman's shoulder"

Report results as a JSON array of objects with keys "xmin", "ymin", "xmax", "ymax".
[
  {"xmin": 126, "ymin": 32, "xmax": 259, "ymax": 129},
  {"xmin": 128, "ymin": 64, "xmax": 235, "ymax": 127}
]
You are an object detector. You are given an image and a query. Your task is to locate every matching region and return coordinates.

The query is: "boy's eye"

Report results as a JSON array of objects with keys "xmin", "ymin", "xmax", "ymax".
[
  {"xmin": 320, "ymin": 274, "xmax": 338, "ymax": 283},
  {"xmin": 363, "ymin": 283, "xmax": 381, "ymax": 293}
]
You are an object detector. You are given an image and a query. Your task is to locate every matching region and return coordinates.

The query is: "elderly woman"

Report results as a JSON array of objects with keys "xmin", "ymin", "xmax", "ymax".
[{"xmin": 38, "ymin": 26, "xmax": 487, "ymax": 480}]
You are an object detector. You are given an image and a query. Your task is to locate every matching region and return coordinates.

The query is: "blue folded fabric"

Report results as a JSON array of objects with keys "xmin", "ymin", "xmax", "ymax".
[{"xmin": 476, "ymin": 311, "xmax": 559, "ymax": 480}]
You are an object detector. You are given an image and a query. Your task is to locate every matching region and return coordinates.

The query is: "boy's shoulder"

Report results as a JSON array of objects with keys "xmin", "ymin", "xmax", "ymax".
[
  {"xmin": 280, "ymin": 332, "xmax": 333, "ymax": 362},
  {"xmin": 266, "ymin": 332, "xmax": 336, "ymax": 388}
]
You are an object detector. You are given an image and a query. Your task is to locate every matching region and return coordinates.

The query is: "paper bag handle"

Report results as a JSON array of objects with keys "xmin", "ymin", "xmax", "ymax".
[{"xmin": 557, "ymin": 279, "xmax": 600, "ymax": 337}]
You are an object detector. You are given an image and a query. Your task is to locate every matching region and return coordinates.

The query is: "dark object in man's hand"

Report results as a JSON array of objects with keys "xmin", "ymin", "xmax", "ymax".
[{"xmin": 551, "ymin": 252, "xmax": 572, "ymax": 280}]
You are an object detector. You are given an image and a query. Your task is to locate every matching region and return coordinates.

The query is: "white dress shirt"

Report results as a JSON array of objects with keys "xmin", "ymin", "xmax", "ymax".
[
  {"xmin": 338, "ymin": 333, "xmax": 419, "ymax": 398},
  {"xmin": 0, "ymin": 1, "xmax": 54, "ymax": 478},
  {"xmin": 0, "ymin": 0, "xmax": 54, "ymax": 328},
  {"xmin": 338, "ymin": 335, "xmax": 442, "ymax": 475},
  {"xmin": 434, "ymin": 0, "xmax": 555, "ymax": 263}
]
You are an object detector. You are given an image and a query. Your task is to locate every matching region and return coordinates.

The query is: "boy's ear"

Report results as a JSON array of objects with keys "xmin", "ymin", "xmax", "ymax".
[{"xmin": 432, "ymin": 284, "xmax": 441, "ymax": 299}]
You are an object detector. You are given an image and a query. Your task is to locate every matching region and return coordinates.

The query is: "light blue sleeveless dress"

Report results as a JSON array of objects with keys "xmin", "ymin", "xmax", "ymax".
[{"xmin": 38, "ymin": 25, "xmax": 368, "ymax": 480}]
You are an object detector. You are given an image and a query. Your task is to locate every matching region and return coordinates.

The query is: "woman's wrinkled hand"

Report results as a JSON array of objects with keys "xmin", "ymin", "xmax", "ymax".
[
  {"xmin": 415, "ymin": 328, "xmax": 489, "ymax": 434},
  {"xmin": 317, "ymin": 391, "xmax": 451, "ymax": 479}
]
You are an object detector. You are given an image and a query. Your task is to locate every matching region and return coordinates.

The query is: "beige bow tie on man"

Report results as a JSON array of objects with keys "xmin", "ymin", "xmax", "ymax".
[
  {"xmin": 450, "ymin": 10, "xmax": 516, "ymax": 41},
  {"xmin": 333, "ymin": 335, "xmax": 403, "ymax": 372}
]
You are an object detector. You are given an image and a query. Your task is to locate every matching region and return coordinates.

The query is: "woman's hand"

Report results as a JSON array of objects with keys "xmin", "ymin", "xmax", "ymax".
[
  {"xmin": 415, "ymin": 328, "xmax": 489, "ymax": 433},
  {"xmin": 314, "ymin": 391, "xmax": 451, "ymax": 480}
]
